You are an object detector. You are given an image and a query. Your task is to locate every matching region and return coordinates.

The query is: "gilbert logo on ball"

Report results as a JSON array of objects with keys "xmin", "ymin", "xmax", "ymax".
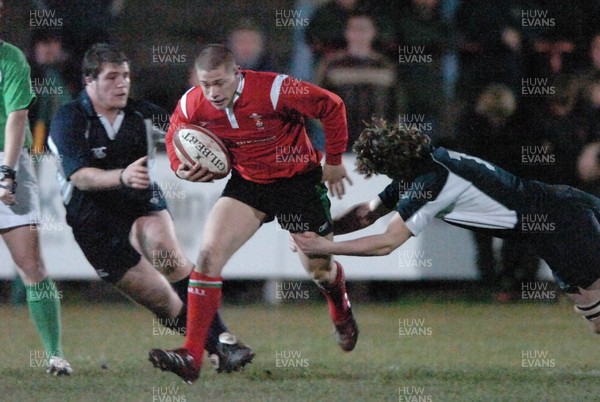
[{"xmin": 173, "ymin": 124, "xmax": 231, "ymax": 179}]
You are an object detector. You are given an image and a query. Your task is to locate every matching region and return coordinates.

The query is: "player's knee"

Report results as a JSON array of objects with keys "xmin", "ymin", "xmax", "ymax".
[
  {"xmin": 13, "ymin": 257, "xmax": 46, "ymax": 283},
  {"xmin": 152, "ymin": 246, "xmax": 186, "ymax": 275},
  {"xmin": 197, "ymin": 247, "xmax": 224, "ymax": 275},
  {"xmin": 307, "ymin": 261, "xmax": 334, "ymax": 282}
]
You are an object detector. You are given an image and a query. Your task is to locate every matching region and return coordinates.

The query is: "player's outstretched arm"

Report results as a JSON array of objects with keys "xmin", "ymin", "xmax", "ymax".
[
  {"xmin": 293, "ymin": 213, "xmax": 412, "ymax": 257},
  {"xmin": 333, "ymin": 197, "xmax": 392, "ymax": 235}
]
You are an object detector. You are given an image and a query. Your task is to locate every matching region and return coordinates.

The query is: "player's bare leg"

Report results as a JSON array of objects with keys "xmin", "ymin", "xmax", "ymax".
[
  {"xmin": 567, "ymin": 277, "xmax": 600, "ymax": 334},
  {"xmin": 1, "ymin": 225, "xmax": 71, "ymax": 375},
  {"xmin": 2, "ymin": 225, "xmax": 47, "ymax": 283},
  {"xmin": 129, "ymin": 209, "xmax": 255, "ymax": 372},
  {"xmin": 297, "ymin": 232, "xmax": 358, "ymax": 351},
  {"xmin": 150, "ymin": 197, "xmax": 262, "ymax": 382},
  {"xmin": 115, "ymin": 260, "xmax": 183, "ymax": 319},
  {"xmin": 130, "ymin": 210, "xmax": 191, "ymax": 282},
  {"xmin": 196, "ymin": 197, "xmax": 265, "ymax": 276}
]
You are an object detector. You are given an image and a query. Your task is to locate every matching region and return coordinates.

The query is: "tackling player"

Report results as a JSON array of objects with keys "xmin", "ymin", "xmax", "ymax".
[
  {"xmin": 0, "ymin": 39, "xmax": 72, "ymax": 376},
  {"xmin": 292, "ymin": 118, "xmax": 600, "ymax": 334},
  {"xmin": 149, "ymin": 44, "xmax": 355, "ymax": 383},
  {"xmin": 48, "ymin": 43, "xmax": 253, "ymax": 372}
]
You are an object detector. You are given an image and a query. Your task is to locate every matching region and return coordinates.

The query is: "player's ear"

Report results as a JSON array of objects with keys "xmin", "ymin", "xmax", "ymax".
[{"xmin": 83, "ymin": 75, "xmax": 94, "ymax": 85}]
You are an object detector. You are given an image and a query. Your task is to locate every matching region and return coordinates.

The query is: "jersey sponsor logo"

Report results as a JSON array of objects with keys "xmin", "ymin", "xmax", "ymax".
[
  {"xmin": 91, "ymin": 146, "xmax": 107, "ymax": 159},
  {"xmin": 234, "ymin": 135, "xmax": 277, "ymax": 147}
]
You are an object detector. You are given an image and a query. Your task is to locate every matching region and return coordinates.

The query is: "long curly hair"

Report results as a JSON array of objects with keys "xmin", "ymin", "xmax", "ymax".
[{"xmin": 353, "ymin": 118, "xmax": 432, "ymax": 180}]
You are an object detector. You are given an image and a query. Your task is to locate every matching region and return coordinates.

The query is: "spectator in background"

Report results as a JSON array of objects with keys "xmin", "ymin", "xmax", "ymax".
[
  {"xmin": 578, "ymin": 140, "xmax": 600, "ymax": 196},
  {"xmin": 315, "ymin": 13, "xmax": 397, "ymax": 151},
  {"xmin": 589, "ymin": 33, "xmax": 600, "ymax": 74},
  {"xmin": 575, "ymin": 71, "xmax": 600, "ymax": 197},
  {"xmin": 304, "ymin": 0, "xmax": 364, "ymax": 152},
  {"xmin": 304, "ymin": 0, "xmax": 395, "ymax": 63},
  {"xmin": 525, "ymin": 76, "xmax": 584, "ymax": 187},
  {"xmin": 573, "ymin": 33, "xmax": 600, "ymax": 144},
  {"xmin": 520, "ymin": 2, "xmax": 588, "ymax": 119},
  {"xmin": 305, "ymin": 0, "xmax": 362, "ymax": 62},
  {"xmin": 455, "ymin": 0, "xmax": 529, "ymax": 105},
  {"xmin": 227, "ymin": 19, "xmax": 275, "ymax": 72},
  {"xmin": 396, "ymin": 0, "xmax": 452, "ymax": 133},
  {"xmin": 456, "ymin": 84, "xmax": 539, "ymax": 299},
  {"xmin": 28, "ymin": 31, "xmax": 77, "ymax": 155},
  {"xmin": 47, "ymin": 0, "xmax": 122, "ymax": 73},
  {"xmin": 526, "ymin": 0, "xmax": 589, "ymax": 77}
]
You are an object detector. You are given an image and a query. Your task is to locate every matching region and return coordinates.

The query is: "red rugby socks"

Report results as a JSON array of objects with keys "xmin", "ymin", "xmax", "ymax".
[
  {"xmin": 317, "ymin": 261, "xmax": 351, "ymax": 323},
  {"xmin": 184, "ymin": 272, "xmax": 222, "ymax": 369}
]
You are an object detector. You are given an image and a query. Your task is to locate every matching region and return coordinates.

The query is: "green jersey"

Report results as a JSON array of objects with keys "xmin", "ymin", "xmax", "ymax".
[{"xmin": 0, "ymin": 40, "xmax": 35, "ymax": 151}]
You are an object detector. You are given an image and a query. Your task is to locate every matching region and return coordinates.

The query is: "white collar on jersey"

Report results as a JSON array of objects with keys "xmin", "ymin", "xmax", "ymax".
[
  {"xmin": 97, "ymin": 111, "xmax": 125, "ymax": 140},
  {"xmin": 232, "ymin": 73, "xmax": 245, "ymax": 104},
  {"xmin": 225, "ymin": 73, "xmax": 245, "ymax": 129}
]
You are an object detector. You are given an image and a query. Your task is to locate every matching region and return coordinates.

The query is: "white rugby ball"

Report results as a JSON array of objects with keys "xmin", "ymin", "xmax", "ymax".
[{"xmin": 173, "ymin": 124, "xmax": 231, "ymax": 179}]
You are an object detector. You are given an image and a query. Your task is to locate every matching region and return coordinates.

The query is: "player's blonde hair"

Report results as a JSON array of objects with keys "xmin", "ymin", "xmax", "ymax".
[
  {"xmin": 195, "ymin": 44, "xmax": 236, "ymax": 72},
  {"xmin": 353, "ymin": 118, "xmax": 432, "ymax": 180}
]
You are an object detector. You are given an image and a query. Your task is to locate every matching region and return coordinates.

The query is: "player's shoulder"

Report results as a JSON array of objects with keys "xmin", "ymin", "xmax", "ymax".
[
  {"xmin": 55, "ymin": 98, "xmax": 85, "ymax": 119},
  {"xmin": 0, "ymin": 41, "xmax": 31, "ymax": 76},
  {"xmin": 127, "ymin": 98, "xmax": 168, "ymax": 118},
  {"xmin": 51, "ymin": 94, "xmax": 90, "ymax": 132},
  {"xmin": 0, "ymin": 41, "xmax": 27, "ymax": 63},
  {"xmin": 243, "ymin": 69, "xmax": 280, "ymax": 80},
  {"xmin": 243, "ymin": 70, "xmax": 286, "ymax": 87},
  {"xmin": 175, "ymin": 86, "xmax": 208, "ymax": 120}
]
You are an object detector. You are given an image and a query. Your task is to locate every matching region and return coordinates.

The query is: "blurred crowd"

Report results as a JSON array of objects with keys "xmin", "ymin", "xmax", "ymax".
[{"xmin": 16, "ymin": 0, "xmax": 600, "ymax": 298}]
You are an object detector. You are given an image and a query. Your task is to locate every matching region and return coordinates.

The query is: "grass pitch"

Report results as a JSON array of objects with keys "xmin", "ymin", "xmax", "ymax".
[{"xmin": 1, "ymin": 296, "xmax": 598, "ymax": 402}]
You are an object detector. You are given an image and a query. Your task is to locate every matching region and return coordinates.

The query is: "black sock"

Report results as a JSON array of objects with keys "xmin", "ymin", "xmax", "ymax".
[
  {"xmin": 206, "ymin": 312, "xmax": 229, "ymax": 354},
  {"xmin": 172, "ymin": 275, "xmax": 190, "ymax": 305}
]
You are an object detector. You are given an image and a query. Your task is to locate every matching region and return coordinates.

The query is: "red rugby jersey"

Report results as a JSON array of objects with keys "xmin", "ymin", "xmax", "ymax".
[{"xmin": 165, "ymin": 70, "xmax": 348, "ymax": 183}]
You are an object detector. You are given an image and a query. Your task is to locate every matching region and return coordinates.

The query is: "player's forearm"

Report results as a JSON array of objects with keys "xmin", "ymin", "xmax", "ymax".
[
  {"xmin": 70, "ymin": 167, "xmax": 123, "ymax": 191},
  {"xmin": 333, "ymin": 203, "xmax": 375, "ymax": 235},
  {"xmin": 333, "ymin": 213, "xmax": 411, "ymax": 256},
  {"xmin": 2, "ymin": 110, "xmax": 29, "ymax": 167},
  {"xmin": 329, "ymin": 233, "xmax": 401, "ymax": 256},
  {"xmin": 333, "ymin": 199, "xmax": 391, "ymax": 235}
]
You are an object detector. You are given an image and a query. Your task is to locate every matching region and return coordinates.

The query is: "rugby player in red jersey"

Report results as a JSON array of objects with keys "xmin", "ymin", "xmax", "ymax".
[
  {"xmin": 50, "ymin": 44, "xmax": 254, "ymax": 374},
  {"xmin": 149, "ymin": 44, "xmax": 355, "ymax": 383}
]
